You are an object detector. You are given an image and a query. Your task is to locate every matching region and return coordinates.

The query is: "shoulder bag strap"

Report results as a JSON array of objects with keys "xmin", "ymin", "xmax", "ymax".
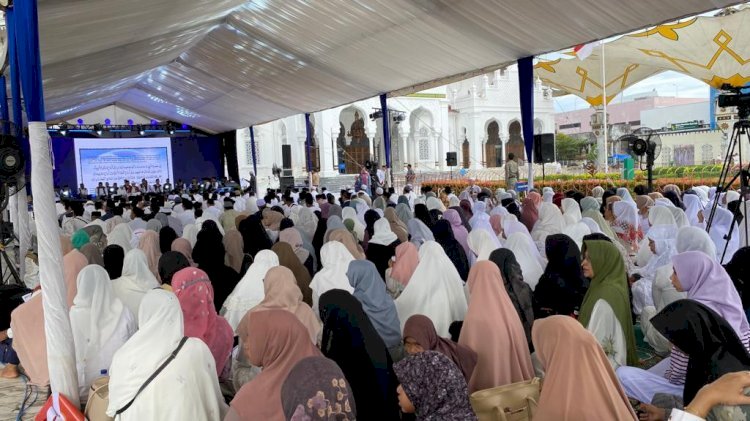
[{"xmin": 115, "ymin": 336, "xmax": 188, "ymax": 415}]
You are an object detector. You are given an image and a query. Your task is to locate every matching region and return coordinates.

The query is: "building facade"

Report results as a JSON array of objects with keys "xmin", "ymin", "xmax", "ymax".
[{"xmin": 236, "ymin": 67, "xmax": 556, "ymax": 186}]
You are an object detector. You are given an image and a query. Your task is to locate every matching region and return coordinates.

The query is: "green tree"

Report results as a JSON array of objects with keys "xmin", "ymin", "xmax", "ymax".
[{"xmin": 555, "ymin": 133, "xmax": 586, "ymax": 162}]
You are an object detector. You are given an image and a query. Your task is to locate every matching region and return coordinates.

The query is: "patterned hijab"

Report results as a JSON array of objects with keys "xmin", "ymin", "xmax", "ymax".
[
  {"xmin": 394, "ymin": 351, "xmax": 477, "ymax": 421},
  {"xmin": 281, "ymin": 356, "xmax": 356, "ymax": 420}
]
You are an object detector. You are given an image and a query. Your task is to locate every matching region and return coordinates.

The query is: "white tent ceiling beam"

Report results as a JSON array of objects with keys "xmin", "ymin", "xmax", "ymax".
[{"xmin": 38, "ymin": 0, "xmax": 741, "ymax": 133}]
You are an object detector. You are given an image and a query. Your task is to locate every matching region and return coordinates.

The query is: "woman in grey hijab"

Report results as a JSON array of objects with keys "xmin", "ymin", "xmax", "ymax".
[
  {"xmin": 324, "ymin": 215, "xmax": 346, "ymax": 243},
  {"xmin": 408, "ymin": 219, "xmax": 435, "ymax": 247},
  {"xmin": 146, "ymin": 219, "xmax": 162, "ymax": 232},
  {"xmin": 328, "ymin": 204, "xmax": 343, "ymax": 220},
  {"xmin": 82, "ymin": 225, "xmax": 108, "ymax": 252},
  {"xmin": 396, "ymin": 203, "xmax": 413, "ymax": 227}
]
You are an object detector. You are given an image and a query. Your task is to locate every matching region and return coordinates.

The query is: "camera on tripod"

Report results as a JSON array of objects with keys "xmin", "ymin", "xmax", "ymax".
[{"xmin": 717, "ymin": 84, "xmax": 750, "ymax": 120}]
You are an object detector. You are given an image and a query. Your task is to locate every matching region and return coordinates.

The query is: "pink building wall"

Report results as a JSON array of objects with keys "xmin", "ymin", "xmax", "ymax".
[{"xmin": 556, "ymin": 97, "xmax": 705, "ymax": 134}]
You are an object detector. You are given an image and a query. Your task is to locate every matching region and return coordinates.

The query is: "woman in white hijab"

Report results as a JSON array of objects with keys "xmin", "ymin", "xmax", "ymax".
[
  {"xmin": 296, "ymin": 207, "xmax": 318, "ymax": 242},
  {"xmin": 107, "ymin": 289, "xmax": 227, "ymax": 420},
  {"xmin": 108, "ymin": 223, "xmax": 133, "ymax": 254},
  {"xmin": 111, "ymin": 249, "xmax": 160, "ymax": 323},
  {"xmin": 636, "ymin": 206, "xmax": 677, "ymax": 268},
  {"xmin": 309, "ymin": 242, "xmax": 355, "ymax": 316},
  {"xmin": 631, "ymin": 224, "xmax": 678, "ymax": 316},
  {"xmin": 561, "ymin": 198, "xmax": 582, "ymax": 226},
  {"xmin": 70, "ymin": 265, "xmax": 137, "ymax": 403},
  {"xmin": 592, "ymin": 186, "xmax": 605, "ymax": 204},
  {"xmin": 531, "ymin": 202, "xmax": 565, "ymax": 246},
  {"xmin": 467, "ymin": 228, "xmax": 500, "ymax": 262},
  {"xmin": 561, "ymin": 221, "xmax": 592, "ymax": 251},
  {"xmin": 682, "ymin": 193, "xmax": 704, "ymax": 228},
  {"xmin": 426, "ymin": 196, "xmax": 445, "ymax": 212},
  {"xmin": 221, "ymin": 250, "xmax": 279, "ymax": 333},
  {"xmin": 616, "ymin": 187, "xmax": 634, "ymax": 203},
  {"xmin": 469, "ymin": 201, "xmax": 491, "ymax": 229},
  {"xmin": 182, "ymin": 223, "xmax": 199, "ymax": 248},
  {"xmin": 395, "ymin": 241, "xmax": 468, "ymax": 337},
  {"xmin": 581, "ymin": 217, "xmax": 602, "ymax": 234},
  {"xmin": 611, "ymin": 201, "xmax": 642, "ymax": 254},
  {"xmin": 503, "ymin": 232, "xmax": 544, "ymax": 289},
  {"xmin": 342, "ymin": 206, "xmax": 366, "ymax": 242},
  {"xmin": 668, "ymin": 206, "xmax": 689, "ymax": 229},
  {"xmin": 709, "ymin": 206, "xmax": 739, "ymax": 264}
]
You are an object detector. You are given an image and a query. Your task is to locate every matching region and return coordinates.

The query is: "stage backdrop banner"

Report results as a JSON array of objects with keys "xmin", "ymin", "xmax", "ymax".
[{"xmin": 74, "ymin": 138, "xmax": 174, "ymax": 188}]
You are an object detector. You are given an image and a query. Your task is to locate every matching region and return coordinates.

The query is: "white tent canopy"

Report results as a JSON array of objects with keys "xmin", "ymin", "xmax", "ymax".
[
  {"xmin": 38, "ymin": 0, "xmax": 738, "ymax": 133},
  {"xmin": 535, "ymin": 6, "xmax": 750, "ymax": 105}
]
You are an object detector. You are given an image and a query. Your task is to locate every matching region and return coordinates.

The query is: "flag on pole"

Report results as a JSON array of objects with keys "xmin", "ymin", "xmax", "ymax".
[{"xmin": 573, "ymin": 41, "xmax": 601, "ymax": 60}]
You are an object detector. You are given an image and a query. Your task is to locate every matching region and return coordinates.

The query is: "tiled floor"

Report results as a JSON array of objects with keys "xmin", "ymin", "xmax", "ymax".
[{"xmin": 0, "ymin": 376, "xmax": 46, "ymax": 421}]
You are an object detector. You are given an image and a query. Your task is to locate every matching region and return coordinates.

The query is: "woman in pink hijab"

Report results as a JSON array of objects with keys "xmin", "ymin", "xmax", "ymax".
[
  {"xmin": 171, "ymin": 238, "xmax": 195, "ymax": 266},
  {"xmin": 387, "ymin": 242, "xmax": 420, "ymax": 298},
  {"xmin": 443, "ymin": 209, "xmax": 471, "ymax": 259},
  {"xmin": 520, "ymin": 194, "xmax": 540, "ymax": 232},
  {"xmin": 489, "ymin": 214, "xmax": 503, "ymax": 238},
  {"xmin": 138, "ymin": 230, "xmax": 162, "ymax": 281},
  {"xmin": 172, "ymin": 267, "xmax": 234, "ymax": 376}
]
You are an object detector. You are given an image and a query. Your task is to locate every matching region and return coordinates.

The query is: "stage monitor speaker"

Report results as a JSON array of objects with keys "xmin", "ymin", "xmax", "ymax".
[
  {"xmin": 446, "ymin": 152, "xmax": 457, "ymax": 167},
  {"xmin": 281, "ymin": 144, "xmax": 292, "ymax": 177},
  {"xmin": 280, "ymin": 176, "xmax": 295, "ymax": 191},
  {"xmin": 533, "ymin": 133, "xmax": 555, "ymax": 164}
]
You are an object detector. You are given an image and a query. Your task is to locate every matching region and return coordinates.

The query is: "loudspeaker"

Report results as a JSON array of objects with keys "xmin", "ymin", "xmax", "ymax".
[
  {"xmin": 446, "ymin": 152, "xmax": 457, "ymax": 167},
  {"xmin": 0, "ymin": 135, "xmax": 24, "ymax": 183},
  {"xmin": 533, "ymin": 134, "xmax": 555, "ymax": 164},
  {"xmin": 281, "ymin": 144, "xmax": 292, "ymax": 177},
  {"xmin": 280, "ymin": 176, "xmax": 295, "ymax": 190}
]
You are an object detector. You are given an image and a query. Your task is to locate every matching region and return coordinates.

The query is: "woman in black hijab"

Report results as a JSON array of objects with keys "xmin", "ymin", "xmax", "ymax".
[
  {"xmin": 652, "ymin": 299, "xmax": 750, "ymax": 404},
  {"xmin": 158, "ymin": 226, "xmax": 178, "ymax": 254},
  {"xmin": 193, "ymin": 225, "xmax": 240, "ymax": 312},
  {"xmin": 533, "ymin": 234, "xmax": 588, "ymax": 319},
  {"xmin": 488, "ymin": 249, "xmax": 535, "ymax": 350},
  {"xmin": 157, "ymin": 251, "xmax": 191, "ymax": 286},
  {"xmin": 432, "ymin": 220, "xmax": 470, "ymax": 281},
  {"xmin": 725, "ymin": 247, "xmax": 750, "ymax": 314},
  {"xmin": 414, "ymin": 203, "xmax": 434, "ymax": 229},
  {"xmin": 318, "ymin": 289, "xmax": 400, "ymax": 421},
  {"xmin": 102, "ymin": 244, "xmax": 125, "ymax": 280},
  {"xmin": 238, "ymin": 214, "xmax": 272, "ymax": 257},
  {"xmin": 279, "ymin": 217, "xmax": 295, "ymax": 231}
]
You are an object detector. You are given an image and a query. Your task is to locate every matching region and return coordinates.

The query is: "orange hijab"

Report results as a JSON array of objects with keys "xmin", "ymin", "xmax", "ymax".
[
  {"xmin": 138, "ymin": 230, "xmax": 162, "ymax": 281},
  {"xmin": 230, "ymin": 310, "xmax": 321, "ymax": 421},
  {"xmin": 532, "ymin": 316, "xmax": 637, "ymax": 420},
  {"xmin": 223, "ymin": 230, "xmax": 244, "ymax": 273},
  {"xmin": 458, "ymin": 261, "xmax": 533, "ymax": 392}
]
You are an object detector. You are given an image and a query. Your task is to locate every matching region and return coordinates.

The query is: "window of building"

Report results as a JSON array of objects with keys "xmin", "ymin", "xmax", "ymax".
[{"xmin": 418, "ymin": 127, "xmax": 430, "ymax": 161}]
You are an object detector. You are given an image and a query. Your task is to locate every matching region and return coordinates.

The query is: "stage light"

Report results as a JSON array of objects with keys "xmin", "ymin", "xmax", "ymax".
[
  {"xmin": 138, "ymin": 125, "xmax": 145, "ymax": 136},
  {"xmin": 127, "ymin": 119, "xmax": 134, "ymax": 126},
  {"xmin": 150, "ymin": 119, "xmax": 158, "ymax": 126},
  {"xmin": 104, "ymin": 118, "xmax": 111, "ymax": 126},
  {"xmin": 77, "ymin": 118, "xmax": 84, "ymax": 125},
  {"xmin": 181, "ymin": 124, "xmax": 188, "ymax": 130},
  {"xmin": 167, "ymin": 123, "xmax": 175, "ymax": 135},
  {"xmin": 59, "ymin": 124, "xmax": 69, "ymax": 136},
  {"xmin": 94, "ymin": 124, "xmax": 103, "ymax": 136}
]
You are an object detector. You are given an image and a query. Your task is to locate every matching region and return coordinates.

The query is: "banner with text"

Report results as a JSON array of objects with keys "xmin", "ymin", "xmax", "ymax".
[{"xmin": 74, "ymin": 138, "xmax": 174, "ymax": 189}]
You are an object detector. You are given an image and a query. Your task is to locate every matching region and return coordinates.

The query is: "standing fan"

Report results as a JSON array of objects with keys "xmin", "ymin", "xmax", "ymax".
[{"xmin": 617, "ymin": 127, "xmax": 662, "ymax": 191}]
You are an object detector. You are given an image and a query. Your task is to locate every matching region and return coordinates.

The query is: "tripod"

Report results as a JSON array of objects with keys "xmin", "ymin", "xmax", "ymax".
[{"xmin": 705, "ymin": 117, "xmax": 750, "ymax": 263}]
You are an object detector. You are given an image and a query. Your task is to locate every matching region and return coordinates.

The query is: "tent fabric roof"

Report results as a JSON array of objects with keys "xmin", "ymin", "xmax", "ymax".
[
  {"xmin": 39, "ymin": 0, "xmax": 739, "ymax": 132},
  {"xmin": 535, "ymin": 6, "xmax": 750, "ymax": 106}
]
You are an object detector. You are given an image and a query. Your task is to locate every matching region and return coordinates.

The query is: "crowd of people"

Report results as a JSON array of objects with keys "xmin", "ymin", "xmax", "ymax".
[{"xmin": 2, "ymin": 178, "xmax": 750, "ymax": 420}]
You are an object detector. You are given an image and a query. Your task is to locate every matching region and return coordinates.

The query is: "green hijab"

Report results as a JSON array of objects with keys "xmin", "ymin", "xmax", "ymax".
[
  {"xmin": 71, "ymin": 229, "xmax": 91, "ymax": 251},
  {"xmin": 579, "ymin": 239, "xmax": 637, "ymax": 366},
  {"xmin": 581, "ymin": 208, "xmax": 617, "ymax": 240}
]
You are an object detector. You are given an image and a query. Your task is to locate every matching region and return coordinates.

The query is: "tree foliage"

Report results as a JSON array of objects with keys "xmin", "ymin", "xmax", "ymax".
[{"xmin": 555, "ymin": 133, "xmax": 587, "ymax": 162}]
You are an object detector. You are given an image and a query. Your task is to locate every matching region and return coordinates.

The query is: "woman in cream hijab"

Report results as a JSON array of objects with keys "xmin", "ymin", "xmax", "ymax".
[
  {"xmin": 107, "ymin": 289, "xmax": 226, "ymax": 420},
  {"xmin": 395, "ymin": 241, "xmax": 467, "ymax": 337},
  {"xmin": 503, "ymin": 232, "xmax": 544, "ymax": 289},
  {"xmin": 111, "ymin": 249, "xmax": 160, "ymax": 323},
  {"xmin": 70, "ymin": 265, "xmax": 137, "ymax": 403}
]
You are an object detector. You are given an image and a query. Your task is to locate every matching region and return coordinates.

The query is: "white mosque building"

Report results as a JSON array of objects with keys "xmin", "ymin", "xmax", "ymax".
[{"xmin": 236, "ymin": 66, "xmax": 555, "ymax": 187}]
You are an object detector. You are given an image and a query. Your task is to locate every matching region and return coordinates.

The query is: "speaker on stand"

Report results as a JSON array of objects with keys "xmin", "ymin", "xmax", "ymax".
[
  {"xmin": 446, "ymin": 152, "xmax": 457, "ymax": 179},
  {"xmin": 281, "ymin": 144, "xmax": 292, "ymax": 177},
  {"xmin": 533, "ymin": 133, "xmax": 555, "ymax": 189}
]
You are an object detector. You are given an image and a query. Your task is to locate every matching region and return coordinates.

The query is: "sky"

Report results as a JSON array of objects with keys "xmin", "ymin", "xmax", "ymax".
[{"xmin": 552, "ymin": 71, "xmax": 712, "ymax": 113}]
